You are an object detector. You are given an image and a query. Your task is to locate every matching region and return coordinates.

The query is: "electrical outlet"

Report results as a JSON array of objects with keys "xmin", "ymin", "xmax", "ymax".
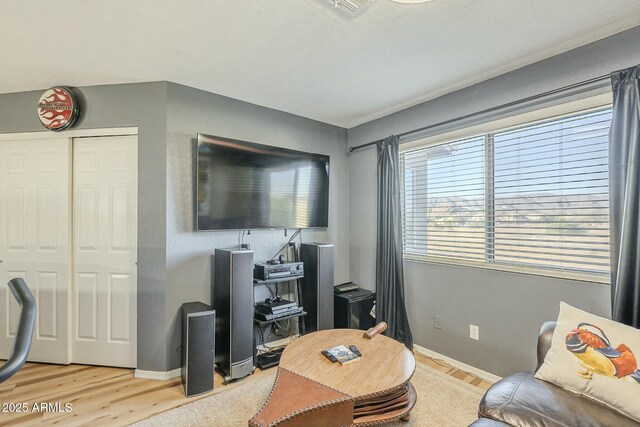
[
  {"xmin": 434, "ymin": 315, "xmax": 443, "ymax": 330},
  {"xmin": 470, "ymin": 324, "xmax": 479, "ymax": 340}
]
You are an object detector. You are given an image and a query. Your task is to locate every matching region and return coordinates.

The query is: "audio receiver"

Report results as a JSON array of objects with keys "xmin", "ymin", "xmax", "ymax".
[{"xmin": 254, "ymin": 261, "xmax": 303, "ymax": 281}]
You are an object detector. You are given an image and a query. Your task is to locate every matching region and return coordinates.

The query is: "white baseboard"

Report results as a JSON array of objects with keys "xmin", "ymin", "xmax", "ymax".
[
  {"xmin": 134, "ymin": 335, "xmax": 300, "ymax": 381},
  {"xmin": 134, "ymin": 367, "xmax": 181, "ymax": 381},
  {"xmin": 413, "ymin": 344, "xmax": 502, "ymax": 384}
]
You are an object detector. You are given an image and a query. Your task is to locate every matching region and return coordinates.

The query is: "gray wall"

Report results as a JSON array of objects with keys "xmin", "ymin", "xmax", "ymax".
[
  {"xmin": 348, "ymin": 26, "xmax": 640, "ymax": 377},
  {"xmin": 0, "ymin": 81, "xmax": 348, "ymax": 372},
  {"xmin": 165, "ymin": 83, "xmax": 349, "ymax": 370},
  {"xmin": 0, "ymin": 82, "xmax": 168, "ymax": 371}
]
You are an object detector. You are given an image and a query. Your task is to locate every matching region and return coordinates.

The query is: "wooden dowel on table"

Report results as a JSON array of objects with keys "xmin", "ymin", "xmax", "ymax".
[{"xmin": 363, "ymin": 322, "xmax": 387, "ymax": 339}]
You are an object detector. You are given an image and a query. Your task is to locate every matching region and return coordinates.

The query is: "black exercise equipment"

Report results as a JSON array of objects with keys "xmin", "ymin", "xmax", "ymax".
[{"xmin": 0, "ymin": 278, "xmax": 36, "ymax": 383}]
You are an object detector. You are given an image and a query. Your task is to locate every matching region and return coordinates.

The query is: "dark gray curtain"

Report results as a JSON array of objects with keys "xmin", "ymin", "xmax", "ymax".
[
  {"xmin": 376, "ymin": 135, "xmax": 413, "ymax": 349},
  {"xmin": 609, "ymin": 64, "xmax": 640, "ymax": 328}
]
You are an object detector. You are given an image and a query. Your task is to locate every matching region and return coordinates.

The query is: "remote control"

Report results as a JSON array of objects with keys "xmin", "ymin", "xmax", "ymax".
[
  {"xmin": 321, "ymin": 350, "xmax": 338, "ymax": 363},
  {"xmin": 349, "ymin": 345, "xmax": 362, "ymax": 357}
]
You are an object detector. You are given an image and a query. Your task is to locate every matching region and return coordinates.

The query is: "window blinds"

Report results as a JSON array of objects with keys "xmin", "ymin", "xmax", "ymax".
[
  {"xmin": 400, "ymin": 107, "xmax": 611, "ymax": 278},
  {"xmin": 401, "ymin": 136, "xmax": 487, "ymax": 262}
]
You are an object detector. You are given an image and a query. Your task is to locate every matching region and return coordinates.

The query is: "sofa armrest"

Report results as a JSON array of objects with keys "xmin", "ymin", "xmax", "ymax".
[{"xmin": 535, "ymin": 321, "xmax": 557, "ymax": 372}]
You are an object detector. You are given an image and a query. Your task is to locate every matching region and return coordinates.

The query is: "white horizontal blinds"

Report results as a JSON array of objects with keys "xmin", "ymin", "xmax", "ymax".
[
  {"xmin": 400, "ymin": 106, "xmax": 612, "ymax": 279},
  {"xmin": 492, "ymin": 108, "xmax": 611, "ymax": 275},
  {"xmin": 401, "ymin": 136, "xmax": 486, "ymax": 261}
]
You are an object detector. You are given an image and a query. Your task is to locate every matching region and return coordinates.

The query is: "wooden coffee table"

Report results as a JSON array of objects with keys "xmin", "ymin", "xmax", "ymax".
[{"xmin": 250, "ymin": 329, "xmax": 417, "ymax": 426}]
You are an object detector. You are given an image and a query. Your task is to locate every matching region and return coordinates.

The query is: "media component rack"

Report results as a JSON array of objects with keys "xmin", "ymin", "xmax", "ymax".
[{"xmin": 253, "ymin": 275, "xmax": 306, "ymax": 369}]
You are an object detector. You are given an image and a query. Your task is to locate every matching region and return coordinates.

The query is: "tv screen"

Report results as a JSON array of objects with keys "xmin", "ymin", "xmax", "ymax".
[{"xmin": 196, "ymin": 133, "xmax": 330, "ymax": 231}]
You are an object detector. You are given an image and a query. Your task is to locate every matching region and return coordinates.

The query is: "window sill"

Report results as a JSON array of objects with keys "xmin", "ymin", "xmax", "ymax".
[{"xmin": 403, "ymin": 254, "xmax": 610, "ymax": 285}]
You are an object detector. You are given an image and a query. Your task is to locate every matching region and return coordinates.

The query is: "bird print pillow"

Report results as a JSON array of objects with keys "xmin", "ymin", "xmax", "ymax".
[{"xmin": 536, "ymin": 302, "xmax": 640, "ymax": 422}]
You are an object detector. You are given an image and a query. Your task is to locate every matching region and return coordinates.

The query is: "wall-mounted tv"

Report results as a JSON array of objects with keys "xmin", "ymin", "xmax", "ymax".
[{"xmin": 196, "ymin": 133, "xmax": 330, "ymax": 231}]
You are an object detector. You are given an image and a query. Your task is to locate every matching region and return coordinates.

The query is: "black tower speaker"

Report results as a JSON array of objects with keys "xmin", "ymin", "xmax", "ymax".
[
  {"xmin": 181, "ymin": 302, "xmax": 215, "ymax": 397},
  {"xmin": 300, "ymin": 242, "xmax": 334, "ymax": 333},
  {"xmin": 212, "ymin": 248, "xmax": 255, "ymax": 382}
]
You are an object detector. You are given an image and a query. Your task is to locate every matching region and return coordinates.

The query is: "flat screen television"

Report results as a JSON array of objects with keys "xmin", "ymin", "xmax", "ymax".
[{"xmin": 196, "ymin": 133, "xmax": 330, "ymax": 231}]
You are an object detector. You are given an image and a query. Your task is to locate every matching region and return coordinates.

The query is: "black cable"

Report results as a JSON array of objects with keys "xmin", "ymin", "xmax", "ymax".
[
  {"xmin": 273, "ymin": 318, "xmax": 292, "ymax": 338},
  {"xmin": 258, "ymin": 324, "xmax": 265, "ymax": 346},
  {"xmin": 265, "ymin": 283, "xmax": 276, "ymax": 298},
  {"xmin": 272, "ymin": 323, "xmax": 284, "ymax": 338},
  {"xmin": 257, "ymin": 325, "xmax": 285, "ymax": 356},
  {"xmin": 270, "ymin": 229, "xmax": 301, "ymax": 260},
  {"xmin": 257, "ymin": 331, "xmax": 299, "ymax": 356}
]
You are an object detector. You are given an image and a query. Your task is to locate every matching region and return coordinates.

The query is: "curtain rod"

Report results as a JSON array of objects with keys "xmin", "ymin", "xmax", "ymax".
[{"xmin": 347, "ymin": 73, "xmax": 611, "ymax": 153}]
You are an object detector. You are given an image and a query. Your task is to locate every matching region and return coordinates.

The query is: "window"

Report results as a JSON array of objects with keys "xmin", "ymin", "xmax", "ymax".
[{"xmin": 400, "ymin": 107, "xmax": 612, "ymax": 281}]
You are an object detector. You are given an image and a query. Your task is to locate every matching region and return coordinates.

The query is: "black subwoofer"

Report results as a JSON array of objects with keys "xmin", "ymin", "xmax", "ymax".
[
  {"xmin": 334, "ymin": 288, "xmax": 376, "ymax": 330},
  {"xmin": 181, "ymin": 302, "xmax": 215, "ymax": 397}
]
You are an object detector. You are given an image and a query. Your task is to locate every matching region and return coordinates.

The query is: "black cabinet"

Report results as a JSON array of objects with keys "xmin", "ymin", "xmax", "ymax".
[{"xmin": 334, "ymin": 288, "xmax": 376, "ymax": 330}]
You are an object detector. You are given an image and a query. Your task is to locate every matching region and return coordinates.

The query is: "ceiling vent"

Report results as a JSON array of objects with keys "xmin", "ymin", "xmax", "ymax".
[{"xmin": 322, "ymin": 0, "xmax": 374, "ymax": 17}]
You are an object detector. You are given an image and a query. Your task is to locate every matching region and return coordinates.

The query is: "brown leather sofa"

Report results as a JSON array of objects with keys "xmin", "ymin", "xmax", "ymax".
[{"xmin": 471, "ymin": 321, "xmax": 638, "ymax": 426}]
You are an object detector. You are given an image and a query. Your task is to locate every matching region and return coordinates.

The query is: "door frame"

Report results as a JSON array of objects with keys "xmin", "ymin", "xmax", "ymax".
[
  {"xmin": 0, "ymin": 128, "xmax": 137, "ymax": 142},
  {"xmin": 0, "ymin": 127, "xmax": 138, "ymax": 366}
]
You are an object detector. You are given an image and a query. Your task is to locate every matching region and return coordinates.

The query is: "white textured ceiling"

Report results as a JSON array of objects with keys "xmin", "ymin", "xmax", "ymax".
[{"xmin": 3, "ymin": 0, "xmax": 640, "ymax": 127}]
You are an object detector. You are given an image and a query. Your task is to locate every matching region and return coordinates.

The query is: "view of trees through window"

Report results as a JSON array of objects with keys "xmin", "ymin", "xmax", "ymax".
[{"xmin": 401, "ymin": 107, "xmax": 611, "ymax": 277}]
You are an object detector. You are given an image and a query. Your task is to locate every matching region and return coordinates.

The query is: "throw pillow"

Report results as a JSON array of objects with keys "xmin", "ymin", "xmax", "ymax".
[{"xmin": 535, "ymin": 302, "xmax": 640, "ymax": 422}]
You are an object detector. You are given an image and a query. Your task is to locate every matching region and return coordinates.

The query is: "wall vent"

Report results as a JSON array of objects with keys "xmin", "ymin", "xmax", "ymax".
[{"xmin": 322, "ymin": 0, "xmax": 374, "ymax": 17}]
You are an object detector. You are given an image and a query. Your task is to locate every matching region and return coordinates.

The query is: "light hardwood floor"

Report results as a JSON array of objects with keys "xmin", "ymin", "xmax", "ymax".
[{"xmin": 0, "ymin": 353, "xmax": 492, "ymax": 426}]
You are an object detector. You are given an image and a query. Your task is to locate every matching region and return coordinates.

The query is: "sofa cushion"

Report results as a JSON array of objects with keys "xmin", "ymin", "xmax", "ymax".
[
  {"xmin": 535, "ymin": 302, "xmax": 640, "ymax": 422},
  {"xmin": 479, "ymin": 372, "xmax": 637, "ymax": 427}
]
